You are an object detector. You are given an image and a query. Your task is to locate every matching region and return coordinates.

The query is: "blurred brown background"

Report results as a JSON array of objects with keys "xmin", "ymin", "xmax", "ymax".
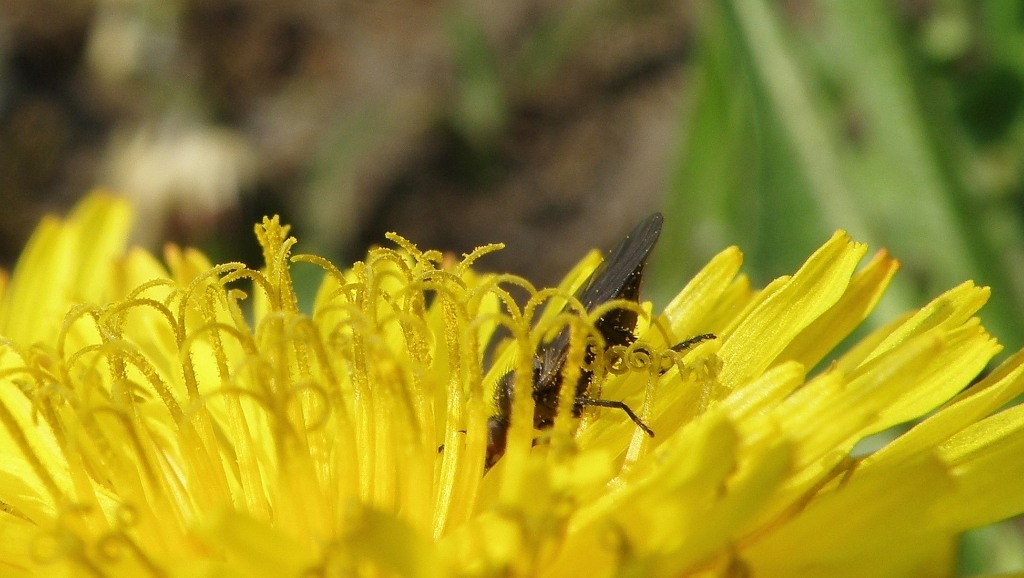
[
  {"xmin": 1, "ymin": 0, "xmax": 696, "ymax": 287},
  {"xmin": 6, "ymin": 0, "xmax": 1024, "ymax": 355}
]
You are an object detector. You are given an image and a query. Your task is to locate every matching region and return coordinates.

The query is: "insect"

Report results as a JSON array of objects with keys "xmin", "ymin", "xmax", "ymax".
[{"xmin": 485, "ymin": 212, "xmax": 714, "ymax": 469}]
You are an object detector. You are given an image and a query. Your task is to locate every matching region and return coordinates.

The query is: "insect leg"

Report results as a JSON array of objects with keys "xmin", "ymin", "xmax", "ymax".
[
  {"xmin": 671, "ymin": 333, "xmax": 716, "ymax": 352},
  {"xmin": 577, "ymin": 397, "xmax": 655, "ymax": 437}
]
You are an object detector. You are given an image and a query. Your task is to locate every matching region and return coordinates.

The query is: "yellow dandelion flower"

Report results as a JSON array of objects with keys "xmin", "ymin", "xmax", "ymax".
[{"xmin": 1, "ymin": 191, "xmax": 1023, "ymax": 577}]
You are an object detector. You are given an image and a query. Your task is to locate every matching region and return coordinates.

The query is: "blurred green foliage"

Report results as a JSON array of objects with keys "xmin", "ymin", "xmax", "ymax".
[
  {"xmin": 654, "ymin": 1, "xmax": 1024, "ymax": 573},
  {"xmin": 655, "ymin": 0, "xmax": 1024, "ymax": 357}
]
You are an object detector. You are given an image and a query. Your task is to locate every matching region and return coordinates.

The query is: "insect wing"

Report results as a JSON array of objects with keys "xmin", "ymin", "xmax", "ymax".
[{"xmin": 537, "ymin": 212, "xmax": 664, "ymax": 381}]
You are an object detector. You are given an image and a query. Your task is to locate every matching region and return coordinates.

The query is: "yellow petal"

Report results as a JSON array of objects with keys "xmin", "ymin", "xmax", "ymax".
[
  {"xmin": 717, "ymin": 231, "xmax": 867, "ymax": 390},
  {"xmin": 865, "ymin": 348, "xmax": 1024, "ymax": 468},
  {"xmin": 743, "ymin": 453, "xmax": 955, "ymax": 577},
  {"xmin": 0, "ymin": 192, "xmax": 131, "ymax": 343},
  {"xmin": 777, "ymin": 249, "xmax": 899, "ymax": 370},
  {"xmin": 938, "ymin": 401, "xmax": 1024, "ymax": 530}
]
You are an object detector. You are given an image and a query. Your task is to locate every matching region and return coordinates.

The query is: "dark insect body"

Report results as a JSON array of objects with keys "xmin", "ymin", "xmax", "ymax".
[{"xmin": 485, "ymin": 212, "xmax": 714, "ymax": 469}]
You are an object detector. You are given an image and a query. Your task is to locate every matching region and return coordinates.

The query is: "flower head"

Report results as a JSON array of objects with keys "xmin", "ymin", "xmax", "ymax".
[{"xmin": 1, "ymin": 192, "xmax": 1022, "ymax": 577}]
